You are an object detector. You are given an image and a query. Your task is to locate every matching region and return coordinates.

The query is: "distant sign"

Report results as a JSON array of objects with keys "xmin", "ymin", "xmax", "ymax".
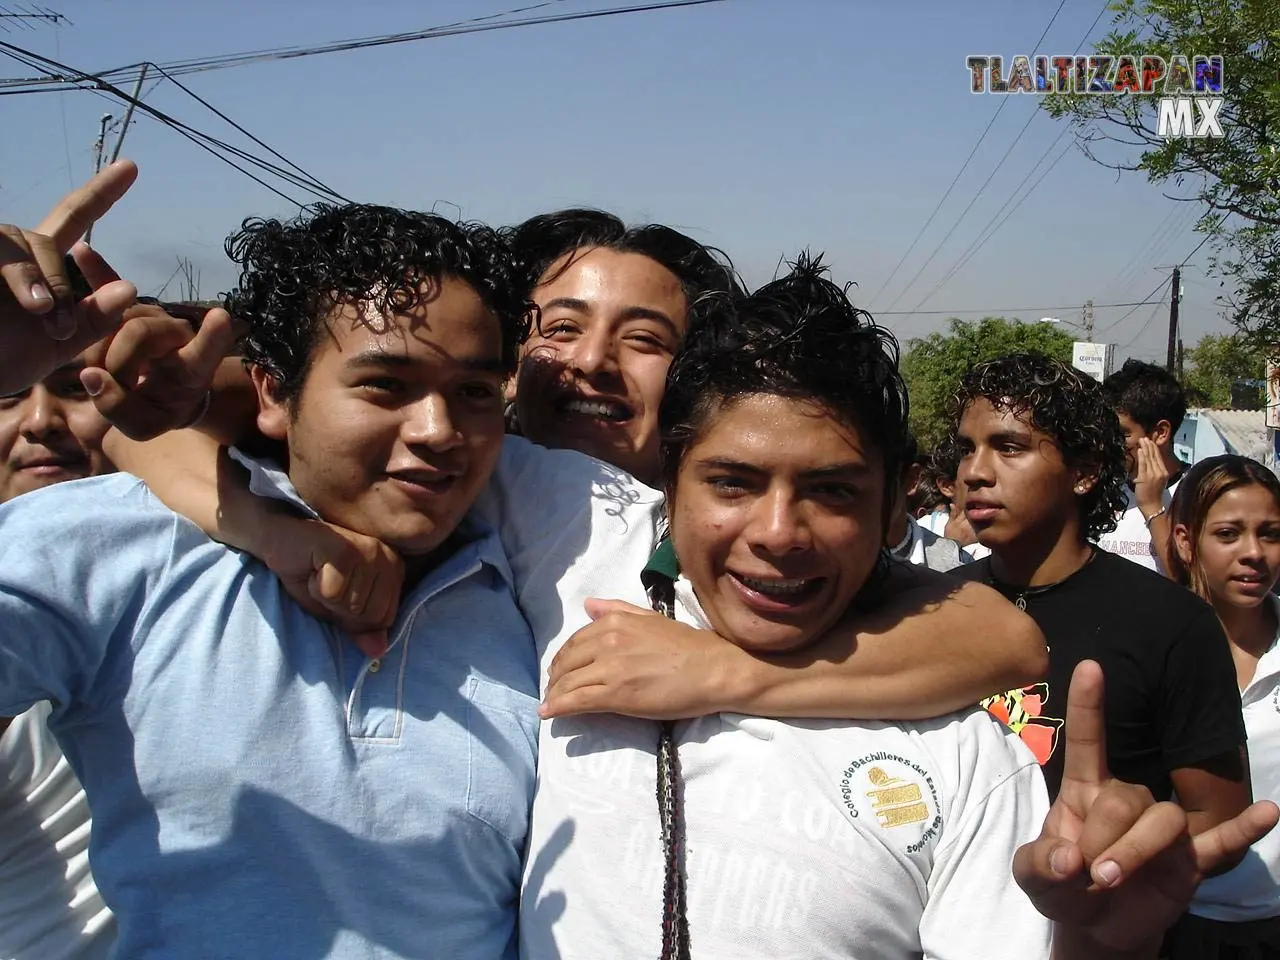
[
  {"xmin": 1267, "ymin": 362, "xmax": 1280, "ymax": 430},
  {"xmin": 1072, "ymin": 342, "xmax": 1114, "ymax": 382}
]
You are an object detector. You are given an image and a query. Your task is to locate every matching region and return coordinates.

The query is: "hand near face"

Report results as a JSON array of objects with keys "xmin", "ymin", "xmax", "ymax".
[
  {"xmin": 1133, "ymin": 438, "xmax": 1170, "ymax": 516},
  {"xmin": 542, "ymin": 598, "xmax": 736, "ymax": 720},
  {"xmin": 260, "ymin": 515, "xmax": 405, "ymax": 659},
  {"xmin": 1014, "ymin": 660, "xmax": 1279, "ymax": 953},
  {"xmin": 0, "ymin": 161, "xmax": 139, "ymax": 394},
  {"xmin": 72, "ymin": 246, "xmax": 240, "ymax": 440}
]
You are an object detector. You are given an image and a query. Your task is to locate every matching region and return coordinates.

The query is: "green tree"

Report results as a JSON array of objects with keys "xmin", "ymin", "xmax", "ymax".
[
  {"xmin": 1182, "ymin": 332, "xmax": 1267, "ymax": 407},
  {"xmin": 901, "ymin": 317, "xmax": 1076, "ymax": 450},
  {"xmin": 1040, "ymin": 0, "xmax": 1280, "ymax": 345}
]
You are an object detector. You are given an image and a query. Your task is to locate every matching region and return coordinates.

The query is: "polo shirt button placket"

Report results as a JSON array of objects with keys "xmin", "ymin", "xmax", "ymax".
[{"xmin": 368, "ymin": 659, "xmax": 381, "ymax": 674}]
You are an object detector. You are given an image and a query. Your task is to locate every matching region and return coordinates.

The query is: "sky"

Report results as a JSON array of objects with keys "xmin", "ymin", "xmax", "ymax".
[{"xmin": 0, "ymin": 0, "xmax": 1235, "ymax": 364}]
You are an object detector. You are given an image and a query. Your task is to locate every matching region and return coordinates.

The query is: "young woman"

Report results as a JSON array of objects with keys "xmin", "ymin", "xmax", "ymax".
[{"xmin": 1167, "ymin": 454, "xmax": 1280, "ymax": 958}]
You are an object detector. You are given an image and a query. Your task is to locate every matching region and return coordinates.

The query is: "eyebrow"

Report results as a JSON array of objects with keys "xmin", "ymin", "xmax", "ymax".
[
  {"xmin": 696, "ymin": 457, "xmax": 872, "ymax": 480},
  {"xmin": 539, "ymin": 298, "xmax": 682, "ymax": 339},
  {"xmin": 344, "ymin": 350, "xmax": 505, "ymax": 373}
]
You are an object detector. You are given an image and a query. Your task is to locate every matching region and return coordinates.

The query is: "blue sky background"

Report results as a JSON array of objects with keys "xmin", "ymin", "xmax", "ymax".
[{"xmin": 0, "ymin": 0, "xmax": 1231, "ymax": 363}]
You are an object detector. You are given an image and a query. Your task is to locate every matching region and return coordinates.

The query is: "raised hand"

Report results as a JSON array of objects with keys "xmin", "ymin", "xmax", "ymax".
[
  {"xmin": 72, "ymin": 244, "xmax": 240, "ymax": 440},
  {"xmin": 1014, "ymin": 660, "xmax": 1279, "ymax": 955},
  {"xmin": 0, "ymin": 161, "xmax": 139, "ymax": 394},
  {"xmin": 1133, "ymin": 437, "xmax": 1170, "ymax": 519}
]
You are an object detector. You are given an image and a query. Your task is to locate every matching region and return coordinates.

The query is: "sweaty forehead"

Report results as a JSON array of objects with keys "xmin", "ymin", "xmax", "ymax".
[{"xmin": 536, "ymin": 248, "xmax": 687, "ymax": 316}]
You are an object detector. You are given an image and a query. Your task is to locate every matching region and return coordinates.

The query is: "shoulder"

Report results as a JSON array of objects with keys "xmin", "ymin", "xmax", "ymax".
[
  {"xmin": 1088, "ymin": 550, "xmax": 1210, "ymax": 614},
  {"xmin": 949, "ymin": 557, "xmax": 992, "ymax": 583},
  {"xmin": 0, "ymin": 474, "xmax": 183, "ymax": 540}
]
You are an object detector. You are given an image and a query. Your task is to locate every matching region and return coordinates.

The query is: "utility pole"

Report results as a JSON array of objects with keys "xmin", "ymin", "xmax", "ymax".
[
  {"xmin": 84, "ymin": 113, "xmax": 113, "ymax": 244},
  {"xmin": 1082, "ymin": 299, "xmax": 1094, "ymax": 342},
  {"xmin": 1166, "ymin": 266, "xmax": 1181, "ymax": 372},
  {"xmin": 107, "ymin": 64, "xmax": 148, "ymax": 166}
]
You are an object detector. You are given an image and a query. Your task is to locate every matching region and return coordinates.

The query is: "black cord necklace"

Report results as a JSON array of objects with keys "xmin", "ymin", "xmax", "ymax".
[{"xmin": 991, "ymin": 549, "xmax": 1098, "ymax": 611}]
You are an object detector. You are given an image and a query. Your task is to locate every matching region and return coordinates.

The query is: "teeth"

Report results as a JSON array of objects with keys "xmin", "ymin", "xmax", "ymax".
[
  {"xmin": 738, "ymin": 575, "xmax": 814, "ymax": 596},
  {"xmin": 563, "ymin": 398, "xmax": 629, "ymax": 421}
]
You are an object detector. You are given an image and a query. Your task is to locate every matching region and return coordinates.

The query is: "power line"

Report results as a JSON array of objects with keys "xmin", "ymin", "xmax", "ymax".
[
  {"xmin": 0, "ymin": 0, "xmax": 730, "ymax": 92},
  {"xmin": 867, "ymin": 0, "xmax": 1075, "ymax": 309},
  {"xmin": 1118, "ymin": 301, "xmax": 1165, "ymax": 350},
  {"xmin": 1094, "ymin": 278, "xmax": 1169, "ymax": 337},
  {"xmin": 873, "ymin": 297, "xmax": 1164, "ymax": 317}
]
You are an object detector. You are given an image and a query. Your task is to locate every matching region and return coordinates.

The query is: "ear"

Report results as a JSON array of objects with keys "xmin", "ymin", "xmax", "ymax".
[
  {"xmin": 1172, "ymin": 522, "xmax": 1194, "ymax": 567},
  {"xmin": 249, "ymin": 366, "xmax": 290, "ymax": 441},
  {"xmin": 1071, "ymin": 459, "xmax": 1101, "ymax": 497},
  {"xmin": 1152, "ymin": 419, "xmax": 1173, "ymax": 446}
]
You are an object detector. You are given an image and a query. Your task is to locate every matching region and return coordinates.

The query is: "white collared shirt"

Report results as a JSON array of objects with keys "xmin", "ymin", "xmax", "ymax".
[{"xmin": 1190, "ymin": 596, "xmax": 1280, "ymax": 922}]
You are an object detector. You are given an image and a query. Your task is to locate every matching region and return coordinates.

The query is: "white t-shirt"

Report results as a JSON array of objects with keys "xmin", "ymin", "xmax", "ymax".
[
  {"xmin": 1095, "ymin": 479, "xmax": 1181, "ymax": 573},
  {"xmin": 0, "ymin": 702, "xmax": 114, "ymax": 959},
  {"xmin": 515, "ymin": 559, "xmax": 1053, "ymax": 957},
  {"xmin": 1189, "ymin": 596, "xmax": 1280, "ymax": 922}
]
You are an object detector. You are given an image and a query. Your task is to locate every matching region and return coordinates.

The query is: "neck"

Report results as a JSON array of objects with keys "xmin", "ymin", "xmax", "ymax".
[
  {"xmin": 988, "ymin": 516, "xmax": 1093, "ymax": 588},
  {"xmin": 1214, "ymin": 596, "xmax": 1277, "ymax": 660}
]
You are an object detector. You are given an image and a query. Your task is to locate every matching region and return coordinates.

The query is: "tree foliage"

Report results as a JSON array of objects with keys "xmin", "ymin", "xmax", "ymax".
[
  {"xmin": 901, "ymin": 317, "xmax": 1076, "ymax": 450},
  {"xmin": 1182, "ymin": 331, "xmax": 1267, "ymax": 406},
  {"xmin": 1041, "ymin": 0, "xmax": 1280, "ymax": 345}
]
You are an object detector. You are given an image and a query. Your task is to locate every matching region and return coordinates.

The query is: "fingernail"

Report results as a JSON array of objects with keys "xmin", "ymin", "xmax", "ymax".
[
  {"xmin": 1095, "ymin": 860, "xmax": 1122, "ymax": 886},
  {"xmin": 1049, "ymin": 845, "xmax": 1071, "ymax": 876},
  {"xmin": 43, "ymin": 309, "xmax": 76, "ymax": 341},
  {"xmin": 29, "ymin": 282, "xmax": 52, "ymax": 303},
  {"xmin": 80, "ymin": 370, "xmax": 104, "ymax": 397}
]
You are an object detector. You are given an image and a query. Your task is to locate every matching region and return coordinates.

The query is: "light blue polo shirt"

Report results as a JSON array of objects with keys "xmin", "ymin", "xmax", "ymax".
[{"xmin": 0, "ymin": 460, "xmax": 539, "ymax": 958}]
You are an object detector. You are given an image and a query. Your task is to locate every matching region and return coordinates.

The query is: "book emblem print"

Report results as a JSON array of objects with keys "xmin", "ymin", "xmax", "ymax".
[{"xmin": 865, "ymin": 767, "xmax": 929, "ymax": 828}]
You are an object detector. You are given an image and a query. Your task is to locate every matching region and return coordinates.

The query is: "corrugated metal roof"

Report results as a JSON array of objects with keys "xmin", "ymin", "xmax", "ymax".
[{"xmin": 1198, "ymin": 408, "xmax": 1269, "ymax": 460}]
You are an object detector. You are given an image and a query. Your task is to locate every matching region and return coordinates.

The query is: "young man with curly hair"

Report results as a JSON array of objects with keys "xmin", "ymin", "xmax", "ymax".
[
  {"xmin": 948, "ymin": 356, "xmax": 1250, "ymax": 837},
  {"xmin": 0, "ymin": 204, "xmax": 543, "ymax": 957}
]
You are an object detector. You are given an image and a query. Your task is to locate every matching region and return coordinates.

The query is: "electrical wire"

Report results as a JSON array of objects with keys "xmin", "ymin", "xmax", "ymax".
[
  {"xmin": 877, "ymin": 0, "xmax": 1110, "ymax": 314},
  {"xmin": 873, "ymin": 297, "xmax": 1164, "ymax": 317},
  {"xmin": 0, "ymin": 0, "xmax": 731, "ymax": 92}
]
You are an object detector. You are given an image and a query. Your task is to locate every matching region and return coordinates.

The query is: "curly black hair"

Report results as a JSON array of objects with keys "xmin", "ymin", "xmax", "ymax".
[
  {"xmin": 659, "ymin": 252, "xmax": 909, "ymax": 514},
  {"xmin": 949, "ymin": 354, "xmax": 1128, "ymax": 540},
  {"xmin": 227, "ymin": 203, "xmax": 529, "ymax": 402},
  {"xmin": 504, "ymin": 208, "xmax": 744, "ymax": 333},
  {"xmin": 1101, "ymin": 358, "xmax": 1187, "ymax": 435}
]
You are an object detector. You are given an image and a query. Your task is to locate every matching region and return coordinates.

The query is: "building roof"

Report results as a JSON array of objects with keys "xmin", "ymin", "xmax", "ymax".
[{"xmin": 1197, "ymin": 408, "xmax": 1269, "ymax": 460}]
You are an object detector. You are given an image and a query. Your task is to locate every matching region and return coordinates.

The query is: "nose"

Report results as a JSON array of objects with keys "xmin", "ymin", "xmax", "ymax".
[
  {"xmin": 401, "ymin": 393, "xmax": 464, "ymax": 452},
  {"xmin": 18, "ymin": 386, "xmax": 68, "ymax": 442},
  {"xmin": 1238, "ymin": 533, "xmax": 1266, "ymax": 563},
  {"xmin": 958, "ymin": 446, "xmax": 993, "ymax": 489},
  {"xmin": 747, "ymin": 486, "xmax": 812, "ymax": 556},
  {"xmin": 568, "ymin": 326, "xmax": 620, "ymax": 379}
]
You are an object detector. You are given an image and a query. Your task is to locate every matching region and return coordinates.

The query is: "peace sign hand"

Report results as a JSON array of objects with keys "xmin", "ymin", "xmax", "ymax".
[
  {"xmin": 1013, "ymin": 660, "xmax": 1279, "ymax": 955},
  {"xmin": 0, "ymin": 160, "xmax": 139, "ymax": 395}
]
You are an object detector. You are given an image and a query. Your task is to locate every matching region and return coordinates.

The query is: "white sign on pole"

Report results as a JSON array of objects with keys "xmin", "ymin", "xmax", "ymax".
[{"xmin": 1072, "ymin": 342, "xmax": 1114, "ymax": 382}]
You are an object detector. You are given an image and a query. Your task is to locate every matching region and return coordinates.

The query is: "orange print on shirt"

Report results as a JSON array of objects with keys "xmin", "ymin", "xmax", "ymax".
[{"xmin": 982, "ymin": 683, "xmax": 1063, "ymax": 766}]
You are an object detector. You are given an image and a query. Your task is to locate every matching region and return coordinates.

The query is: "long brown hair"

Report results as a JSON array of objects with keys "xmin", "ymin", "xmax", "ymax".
[{"xmin": 1168, "ymin": 455, "xmax": 1280, "ymax": 602}]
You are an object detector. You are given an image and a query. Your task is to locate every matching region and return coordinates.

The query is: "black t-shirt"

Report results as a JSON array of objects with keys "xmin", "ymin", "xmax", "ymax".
[{"xmin": 953, "ymin": 550, "xmax": 1246, "ymax": 800}]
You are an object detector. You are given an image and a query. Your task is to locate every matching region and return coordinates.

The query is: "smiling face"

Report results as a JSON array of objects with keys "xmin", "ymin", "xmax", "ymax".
[
  {"xmin": 956, "ymin": 397, "xmax": 1093, "ymax": 552},
  {"xmin": 0, "ymin": 351, "xmax": 113, "ymax": 504},
  {"xmin": 513, "ymin": 247, "xmax": 688, "ymax": 485},
  {"xmin": 668, "ymin": 392, "xmax": 886, "ymax": 654},
  {"xmin": 253, "ymin": 276, "xmax": 507, "ymax": 559},
  {"xmin": 1176, "ymin": 483, "xmax": 1280, "ymax": 608}
]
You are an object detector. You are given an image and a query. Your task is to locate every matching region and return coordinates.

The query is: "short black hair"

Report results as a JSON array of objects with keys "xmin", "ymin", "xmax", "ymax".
[
  {"xmin": 659, "ymin": 252, "xmax": 909, "ymax": 511},
  {"xmin": 1102, "ymin": 359, "xmax": 1187, "ymax": 434},
  {"xmin": 951, "ymin": 354, "xmax": 1128, "ymax": 540},
  {"xmin": 228, "ymin": 203, "xmax": 528, "ymax": 403},
  {"xmin": 505, "ymin": 208, "xmax": 743, "ymax": 330}
]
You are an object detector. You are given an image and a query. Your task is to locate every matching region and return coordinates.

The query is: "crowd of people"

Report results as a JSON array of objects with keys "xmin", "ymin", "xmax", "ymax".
[{"xmin": 0, "ymin": 159, "xmax": 1277, "ymax": 959}]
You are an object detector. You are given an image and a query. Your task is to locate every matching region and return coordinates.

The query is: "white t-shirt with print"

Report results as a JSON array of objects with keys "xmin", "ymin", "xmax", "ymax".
[
  {"xmin": 1095, "ymin": 479, "xmax": 1181, "ymax": 573},
  {"xmin": 0, "ymin": 702, "xmax": 114, "ymax": 959},
  {"xmin": 1189, "ymin": 596, "xmax": 1280, "ymax": 922}
]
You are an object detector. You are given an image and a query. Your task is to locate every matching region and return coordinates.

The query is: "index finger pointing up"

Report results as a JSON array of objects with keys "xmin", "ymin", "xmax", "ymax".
[
  {"xmin": 36, "ymin": 160, "xmax": 139, "ymax": 251},
  {"xmin": 1061, "ymin": 659, "xmax": 1109, "ymax": 787}
]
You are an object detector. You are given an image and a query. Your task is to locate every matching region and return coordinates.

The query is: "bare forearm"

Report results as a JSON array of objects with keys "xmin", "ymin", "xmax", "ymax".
[
  {"xmin": 718, "ymin": 566, "xmax": 1049, "ymax": 720},
  {"xmin": 1147, "ymin": 513, "xmax": 1174, "ymax": 577},
  {"xmin": 102, "ymin": 429, "xmax": 277, "ymax": 555}
]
